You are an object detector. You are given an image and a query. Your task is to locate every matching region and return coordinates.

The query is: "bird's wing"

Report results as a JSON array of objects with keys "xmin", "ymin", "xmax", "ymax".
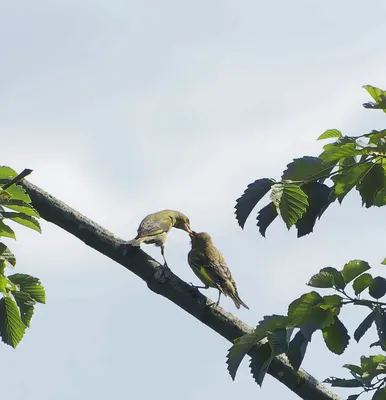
[
  {"xmin": 137, "ymin": 214, "xmax": 172, "ymax": 238},
  {"xmin": 188, "ymin": 250, "xmax": 217, "ymax": 288}
]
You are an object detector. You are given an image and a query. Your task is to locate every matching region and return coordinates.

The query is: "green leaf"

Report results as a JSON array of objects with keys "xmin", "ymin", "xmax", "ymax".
[
  {"xmin": 347, "ymin": 395, "xmax": 360, "ymax": 400},
  {"xmin": 369, "ymin": 277, "xmax": 386, "ymax": 300},
  {"xmin": 295, "ymin": 182, "xmax": 331, "ymax": 237},
  {"xmin": 0, "ymin": 220, "xmax": 16, "ymax": 239},
  {"xmin": 323, "ymin": 377, "xmax": 363, "ymax": 388},
  {"xmin": 0, "ymin": 199, "xmax": 39, "ymax": 217},
  {"xmin": 382, "ymin": 258, "xmax": 386, "ymax": 265},
  {"xmin": 322, "ymin": 316, "xmax": 350, "ymax": 355},
  {"xmin": 308, "ymin": 271, "xmax": 335, "ymax": 288},
  {"xmin": 235, "ymin": 179, "xmax": 274, "ymax": 229},
  {"xmin": 319, "ymin": 143, "xmax": 359, "ymax": 163},
  {"xmin": 354, "ymin": 311, "xmax": 375, "ymax": 343},
  {"xmin": 2, "ymin": 184, "xmax": 31, "ymax": 203},
  {"xmin": 288, "ymin": 292, "xmax": 323, "ymax": 325},
  {"xmin": 12, "ymin": 291, "xmax": 35, "ymax": 327},
  {"xmin": 372, "ymin": 388, "xmax": 386, "ymax": 400},
  {"xmin": 0, "ymin": 296, "xmax": 26, "ymax": 348},
  {"xmin": 332, "ymin": 163, "xmax": 373, "ymax": 203},
  {"xmin": 320, "ymin": 267, "xmax": 346, "ymax": 290},
  {"xmin": 7, "ymin": 274, "xmax": 46, "ymax": 304},
  {"xmin": 357, "ymin": 164, "xmax": 385, "ymax": 208},
  {"xmin": 281, "ymin": 156, "xmax": 336, "ymax": 181},
  {"xmin": 353, "ymin": 273, "xmax": 373, "ymax": 295},
  {"xmin": 320, "ymin": 295, "xmax": 343, "ymax": 309},
  {"xmin": 317, "ymin": 129, "xmax": 343, "ymax": 140},
  {"xmin": 343, "ymin": 364, "xmax": 362, "ymax": 375},
  {"xmin": 0, "ymin": 244, "xmax": 16, "ymax": 269},
  {"xmin": 286, "ymin": 325, "xmax": 314, "ymax": 370},
  {"xmin": 0, "ymin": 166, "xmax": 17, "ymax": 180},
  {"xmin": 227, "ymin": 332, "xmax": 259, "ymax": 380},
  {"xmin": 249, "ymin": 343, "xmax": 273, "ymax": 387},
  {"xmin": 341, "ymin": 260, "xmax": 371, "ymax": 284},
  {"xmin": 267, "ymin": 328, "xmax": 291, "ymax": 355},
  {"xmin": 256, "ymin": 202, "xmax": 278, "ymax": 237},
  {"xmin": 271, "ymin": 183, "xmax": 308, "ymax": 229},
  {"xmin": 363, "ymin": 85, "xmax": 386, "ymax": 113},
  {"xmin": 1, "ymin": 212, "xmax": 41, "ymax": 233}
]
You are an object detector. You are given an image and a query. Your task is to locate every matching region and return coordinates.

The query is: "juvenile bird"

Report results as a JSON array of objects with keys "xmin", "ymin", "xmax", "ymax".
[
  {"xmin": 127, "ymin": 210, "xmax": 192, "ymax": 276},
  {"xmin": 187, "ymin": 231, "xmax": 249, "ymax": 310}
]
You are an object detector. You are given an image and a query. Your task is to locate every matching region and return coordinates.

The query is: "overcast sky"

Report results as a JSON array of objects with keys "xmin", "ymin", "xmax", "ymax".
[{"xmin": 1, "ymin": 1, "xmax": 386, "ymax": 399}]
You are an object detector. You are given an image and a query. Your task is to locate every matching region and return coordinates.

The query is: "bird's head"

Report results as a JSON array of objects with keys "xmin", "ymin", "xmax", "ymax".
[
  {"xmin": 173, "ymin": 211, "xmax": 192, "ymax": 234},
  {"xmin": 189, "ymin": 231, "xmax": 213, "ymax": 246}
]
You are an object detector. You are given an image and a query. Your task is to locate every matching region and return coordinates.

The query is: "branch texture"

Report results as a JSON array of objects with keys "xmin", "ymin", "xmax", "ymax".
[{"xmin": 21, "ymin": 180, "xmax": 341, "ymax": 400}]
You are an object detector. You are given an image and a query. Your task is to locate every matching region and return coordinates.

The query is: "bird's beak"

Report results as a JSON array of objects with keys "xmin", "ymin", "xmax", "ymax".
[
  {"xmin": 185, "ymin": 223, "xmax": 193, "ymax": 234},
  {"xmin": 189, "ymin": 230, "xmax": 196, "ymax": 238}
]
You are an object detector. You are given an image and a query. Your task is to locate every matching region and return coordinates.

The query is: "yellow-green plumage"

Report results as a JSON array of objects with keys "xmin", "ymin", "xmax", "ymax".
[
  {"xmin": 188, "ymin": 232, "xmax": 249, "ymax": 310},
  {"xmin": 127, "ymin": 209, "xmax": 192, "ymax": 266}
]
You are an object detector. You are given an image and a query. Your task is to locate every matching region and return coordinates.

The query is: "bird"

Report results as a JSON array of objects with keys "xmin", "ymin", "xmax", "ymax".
[
  {"xmin": 127, "ymin": 210, "xmax": 192, "ymax": 277},
  {"xmin": 187, "ymin": 231, "xmax": 249, "ymax": 310}
]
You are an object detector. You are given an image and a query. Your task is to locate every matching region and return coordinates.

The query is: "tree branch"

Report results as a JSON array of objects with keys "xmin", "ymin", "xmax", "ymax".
[{"xmin": 20, "ymin": 180, "xmax": 341, "ymax": 400}]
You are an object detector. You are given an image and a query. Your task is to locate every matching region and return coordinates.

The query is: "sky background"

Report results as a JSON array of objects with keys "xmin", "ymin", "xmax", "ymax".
[{"xmin": 1, "ymin": 1, "xmax": 386, "ymax": 399}]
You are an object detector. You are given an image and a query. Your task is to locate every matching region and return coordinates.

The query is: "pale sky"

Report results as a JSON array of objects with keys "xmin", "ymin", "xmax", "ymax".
[{"xmin": 2, "ymin": 1, "xmax": 386, "ymax": 399}]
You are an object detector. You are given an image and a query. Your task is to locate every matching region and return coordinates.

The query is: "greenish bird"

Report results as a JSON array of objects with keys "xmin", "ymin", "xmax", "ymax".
[
  {"xmin": 188, "ymin": 231, "xmax": 249, "ymax": 310},
  {"xmin": 127, "ymin": 209, "xmax": 192, "ymax": 269}
]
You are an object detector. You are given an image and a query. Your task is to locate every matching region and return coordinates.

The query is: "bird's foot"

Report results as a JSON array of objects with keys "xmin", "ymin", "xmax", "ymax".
[{"xmin": 154, "ymin": 264, "xmax": 172, "ymax": 282}]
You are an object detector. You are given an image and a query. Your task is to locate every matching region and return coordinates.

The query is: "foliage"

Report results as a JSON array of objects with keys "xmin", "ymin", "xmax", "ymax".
[
  {"xmin": 0, "ymin": 167, "xmax": 45, "ymax": 348},
  {"xmin": 231, "ymin": 86, "xmax": 386, "ymax": 398},
  {"xmin": 235, "ymin": 85, "xmax": 386, "ymax": 238}
]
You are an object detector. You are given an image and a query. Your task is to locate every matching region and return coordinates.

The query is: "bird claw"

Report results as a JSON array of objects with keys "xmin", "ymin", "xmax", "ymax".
[{"xmin": 154, "ymin": 264, "xmax": 172, "ymax": 282}]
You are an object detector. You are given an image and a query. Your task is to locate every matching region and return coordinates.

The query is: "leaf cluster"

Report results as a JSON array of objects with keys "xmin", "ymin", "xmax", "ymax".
[
  {"xmin": 0, "ymin": 166, "xmax": 45, "ymax": 348},
  {"xmin": 235, "ymin": 85, "xmax": 386, "ymax": 237}
]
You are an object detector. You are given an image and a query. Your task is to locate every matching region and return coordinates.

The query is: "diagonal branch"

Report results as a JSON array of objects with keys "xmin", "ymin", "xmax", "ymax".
[{"xmin": 20, "ymin": 180, "xmax": 341, "ymax": 400}]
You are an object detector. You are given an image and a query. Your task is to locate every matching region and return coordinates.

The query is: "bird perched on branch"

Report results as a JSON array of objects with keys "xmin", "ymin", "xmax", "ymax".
[
  {"xmin": 127, "ymin": 209, "xmax": 192, "ymax": 278},
  {"xmin": 188, "ymin": 231, "xmax": 249, "ymax": 310}
]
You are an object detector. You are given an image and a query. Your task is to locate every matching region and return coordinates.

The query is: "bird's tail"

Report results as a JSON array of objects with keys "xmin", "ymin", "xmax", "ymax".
[
  {"xmin": 230, "ymin": 291, "xmax": 249, "ymax": 310},
  {"xmin": 126, "ymin": 237, "xmax": 144, "ymax": 247}
]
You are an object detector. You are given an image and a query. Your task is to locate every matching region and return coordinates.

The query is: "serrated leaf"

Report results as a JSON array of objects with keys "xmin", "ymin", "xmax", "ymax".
[
  {"xmin": 1, "ymin": 212, "xmax": 41, "ymax": 233},
  {"xmin": 0, "ymin": 199, "xmax": 39, "ymax": 217},
  {"xmin": 286, "ymin": 327, "xmax": 313, "ymax": 370},
  {"xmin": 342, "ymin": 260, "xmax": 371, "ymax": 284},
  {"xmin": 7, "ymin": 274, "xmax": 45, "ymax": 304},
  {"xmin": 0, "ymin": 166, "xmax": 17, "ymax": 180},
  {"xmin": 271, "ymin": 183, "xmax": 308, "ymax": 229},
  {"xmin": 369, "ymin": 277, "xmax": 386, "ymax": 300},
  {"xmin": 320, "ymin": 295, "xmax": 343, "ymax": 309},
  {"xmin": 12, "ymin": 291, "xmax": 35, "ymax": 327},
  {"xmin": 353, "ymin": 273, "xmax": 373, "ymax": 295},
  {"xmin": 295, "ymin": 182, "xmax": 331, "ymax": 237},
  {"xmin": 308, "ymin": 271, "xmax": 335, "ymax": 288},
  {"xmin": 0, "ymin": 296, "xmax": 26, "ymax": 348},
  {"xmin": 256, "ymin": 202, "xmax": 278, "ymax": 237},
  {"xmin": 372, "ymin": 388, "xmax": 386, "ymax": 400},
  {"xmin": 332, "ymin": 163, "xmax": 373, "ymax": 203},
  {"xmin": 2, "ymin": 184, "xmax": 31, "ymax": 203},
  {"xmin": 322, "ymin": 316, "xmax": 350, "ymax": 355},
  {"xmin": 323, "ymin": 377, "xmax": 363, "ymax": 388},
  {"xmin": 235, "ymin": 179, "xmax": 274, "ymax": 229},
  {"xmin": 0, "ymin": 220, "xmax": 16, "ymax": 239},
  {"xmin": 288, "ymin": 292, "xmax": 323, "ymax": 325},
  {"xmin": 227, "ymin": 333, "xmax": 261, "ymax": 380},
  {"xmin": 319, "ymin": 143, "xmax": 359, "ymax": 163},
  {"xmin": 363, "ymin": 85, "xmax": 386, "ymax": 113},
  {"xmin": 317, "ymin": 129, "xmax": 343, "ymax": 140},
  {"xmin": 382, "ymin": 258, "xmax": 386, "ymax": 265},
  {"xmin": 0, "ymin": 244, "xmax": 16, "ymax": 269},
  {"xmin": 281, "ymin": 156, "xmax": 336, "ymax": 181},
  {"xmin": 354, "ymin": 311, "xmax": 375, "ymax": 343},
  {"xmin": 343, "ymin": 364, "xmax": 362, "ymax": 375},
  {"xmin": 267, "ymin": 329, "xmax": 289, "ymax": 355},
  {"xmin": 357, "ymin": 164, "xmax": 385, "ymax": 208},
  {"xmin": 320, "ymin": 267, "xmax": 346, "ymax": 290},
  {"xmin": 249, "ymin": 343, "xmax": 273, "ymax": 387}
]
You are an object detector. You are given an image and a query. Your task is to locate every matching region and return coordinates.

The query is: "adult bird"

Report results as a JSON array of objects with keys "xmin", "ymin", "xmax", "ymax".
[
  {"xmin": 188, "ymin": 231, "xmax": 249, "ymax": 310},
  {"xmin": 127, "ymin": 209, "xmax": 192, "ymax": 278}
]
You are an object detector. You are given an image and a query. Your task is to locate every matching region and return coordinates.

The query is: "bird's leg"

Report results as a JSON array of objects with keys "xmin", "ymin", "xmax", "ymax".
[
  {"xmin": 216, "ymin": 291, "xmax": 222, "ymax": 307},
  {"xmin": 154, "ymin": 245, "xmax": 172, "ymax": 281}
]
